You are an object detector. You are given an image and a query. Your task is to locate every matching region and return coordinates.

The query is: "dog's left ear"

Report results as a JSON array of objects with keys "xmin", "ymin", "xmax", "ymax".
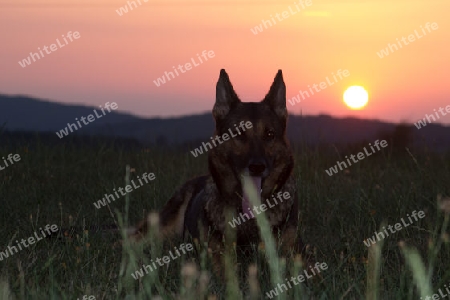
[{"xmin": 263, "ymin": 70, "xmax": 287, "ymax": 120}]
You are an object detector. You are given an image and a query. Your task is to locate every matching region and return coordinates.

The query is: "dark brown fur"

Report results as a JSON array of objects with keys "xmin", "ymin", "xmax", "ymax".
[{"xmin": 131, "ymin": 69, "xmax": 305, "ymax": 272}]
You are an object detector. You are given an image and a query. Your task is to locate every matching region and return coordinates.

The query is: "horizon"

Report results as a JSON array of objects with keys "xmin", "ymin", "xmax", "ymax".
[
  {"xmin": 2, "ymin": 93, "xmax": 450, "ymax": 128},
  {"xmin": 0, "ymin": 93, "xmax": 450, "ymax": 127},
  {"xmin": 1, "ymin": 0, "xmax": 449, "ymax": 125}
]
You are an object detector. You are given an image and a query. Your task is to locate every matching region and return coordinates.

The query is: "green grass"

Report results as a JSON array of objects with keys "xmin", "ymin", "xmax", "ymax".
[{"xmin": 0, "ymin": 137, "xmax": 449, "ymax": 299}]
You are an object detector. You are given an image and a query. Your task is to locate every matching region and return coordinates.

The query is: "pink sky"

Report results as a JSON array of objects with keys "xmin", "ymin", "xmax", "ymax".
[{"xmin": 1, "ymin": 0, "xmax": 449, "ymax": 124}]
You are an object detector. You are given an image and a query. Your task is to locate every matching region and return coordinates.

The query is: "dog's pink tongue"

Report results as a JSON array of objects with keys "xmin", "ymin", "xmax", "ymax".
[{"xmin": 242, "ymin": 176, "xmax": 262, "ymax": 217}]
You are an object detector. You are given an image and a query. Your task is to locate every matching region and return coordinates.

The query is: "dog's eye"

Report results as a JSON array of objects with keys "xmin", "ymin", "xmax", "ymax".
[{"xmin": 265, "ymin": 130, "xmax": 275, "ymax": 140}]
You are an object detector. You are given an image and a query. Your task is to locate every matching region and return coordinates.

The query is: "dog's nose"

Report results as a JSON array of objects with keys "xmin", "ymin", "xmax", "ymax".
[{"xmin": 248, "ymin": 160, "xmax": 266, "ymax": 176}]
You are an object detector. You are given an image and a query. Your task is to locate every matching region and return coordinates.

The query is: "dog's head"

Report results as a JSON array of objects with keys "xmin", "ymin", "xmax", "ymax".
[{"xmin": 208, "ymin": 69, "xmax": 294, "ymax": 210}]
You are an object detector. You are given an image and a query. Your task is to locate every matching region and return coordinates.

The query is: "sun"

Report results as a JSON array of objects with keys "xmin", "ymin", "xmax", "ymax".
[{"xmin": 343, "ymin": 86, "xmax": 369, "ymax": 110}]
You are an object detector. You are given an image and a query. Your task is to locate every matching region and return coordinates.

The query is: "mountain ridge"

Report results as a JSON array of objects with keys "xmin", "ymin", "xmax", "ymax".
[{"xmin": 1, "ymin": 94, "xmax": 449, "ymax": 150}]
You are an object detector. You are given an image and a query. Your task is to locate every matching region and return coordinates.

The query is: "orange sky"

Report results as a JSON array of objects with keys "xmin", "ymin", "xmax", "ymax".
[{"xmin": 1, "ymin": 0, "xmax": 449, "ymax": 124}]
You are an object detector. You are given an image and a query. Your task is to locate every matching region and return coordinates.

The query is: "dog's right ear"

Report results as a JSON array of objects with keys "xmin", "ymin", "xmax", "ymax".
[
  {"xmin": 213, "ymin": 69, "xmax": 240, "ymax": 121},
  {"xmin": 262, "ymin": 70, "xmax": 287, "ymax": 120}
]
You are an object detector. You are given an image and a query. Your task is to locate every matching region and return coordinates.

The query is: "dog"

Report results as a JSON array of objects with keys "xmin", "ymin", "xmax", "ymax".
[{"xmin": 130, "ymin": 69, "xmax": 305, "ymax": 275}]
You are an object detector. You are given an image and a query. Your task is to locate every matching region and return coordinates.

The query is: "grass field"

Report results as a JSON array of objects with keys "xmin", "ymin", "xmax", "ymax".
[{"xmin": 0, "ymin": 135, "xmax": 449, "ymax": 299}]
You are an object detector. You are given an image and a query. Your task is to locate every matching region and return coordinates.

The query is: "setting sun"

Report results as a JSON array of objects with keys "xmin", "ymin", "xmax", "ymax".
[{"xmin": 343, "ymin": 86, "xmax": 369, "ymax": 110}]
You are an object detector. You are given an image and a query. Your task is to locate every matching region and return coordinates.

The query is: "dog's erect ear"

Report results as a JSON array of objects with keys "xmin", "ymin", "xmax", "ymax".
[
  {"xmin": 263, "ymin": 70, "xmax": 287, "ymax": 120},
  {"xmin": 213, "ymin": 69, "xmax": 240, "ymax": 121}
]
